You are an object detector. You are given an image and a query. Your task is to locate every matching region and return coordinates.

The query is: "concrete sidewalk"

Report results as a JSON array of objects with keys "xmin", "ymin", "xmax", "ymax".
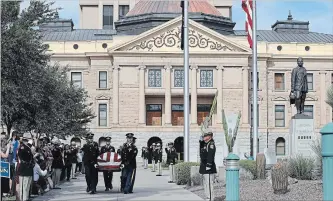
[{"xmin": 32, "ymin": 166, "xmax": 203, "ymax": 201}]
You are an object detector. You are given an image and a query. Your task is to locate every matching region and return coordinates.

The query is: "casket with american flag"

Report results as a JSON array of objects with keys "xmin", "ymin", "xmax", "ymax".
[{"xmin": 97, "ymin": 152, "xmax": 122, "ymax": 171}]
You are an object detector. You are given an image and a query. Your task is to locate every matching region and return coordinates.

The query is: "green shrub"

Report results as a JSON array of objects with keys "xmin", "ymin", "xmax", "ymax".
[
  {"xmin": 239, "ymin": 159, "xmax": 257, "ymax": 179},
  {"xmin": 175, "ymin": 162, "xmax": 200, "ymax": 185},
  {"xmin": 288, "ymin": 154, "xmax": 315, "ymax": 180},
  {"xmin": 310, "ymin": 139, "xmax": 322, "ymax": 177}
]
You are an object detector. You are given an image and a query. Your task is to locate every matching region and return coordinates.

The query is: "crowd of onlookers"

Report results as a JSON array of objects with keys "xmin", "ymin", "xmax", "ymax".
[{"xmin": 1, "ymin": 131, "xmax": 84, "ymax": 200}]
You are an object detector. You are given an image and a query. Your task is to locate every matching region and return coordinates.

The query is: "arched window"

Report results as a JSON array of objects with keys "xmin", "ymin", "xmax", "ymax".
[{"xmin": 276, "ymin": 137, "xmax": 285, "ymax": 156}]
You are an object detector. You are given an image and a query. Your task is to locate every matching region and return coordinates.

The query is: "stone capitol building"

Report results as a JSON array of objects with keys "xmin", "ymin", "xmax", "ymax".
[{"xmin": 41, "ymin": 0, "xmax": 333, "ymax": 165}]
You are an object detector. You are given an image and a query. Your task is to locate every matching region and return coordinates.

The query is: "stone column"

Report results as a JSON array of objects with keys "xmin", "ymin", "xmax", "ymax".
[
  {"xmin": 242, "ymin": 67, "xmax": 249, "ymax": 124},
  {"xmin": 216, "ymin": 65, "xmax": 224, "ymax": 124},
  {"xmin": 112, "ymin": 65, "xmax": 120, "ymax": 125},
  {"xmin": 138, "ymin": 65, "xmax": 146, "ymax": 125},
  {"xmin": 164, "ymin": 65, "xmax": 172, "ymax": 125},
  {"xmin": 113, "ymin": 1, "xmax": 119, "ymax": 29},
  {"xmin": 320, "ymin": 71, "xmax": 327, "ymax": 125},
  {"xmin": 191, "ymin": 65, "xmax": 198, "ymax": 125},
  {"xmin": 98, "ymin": 1, "xmax": 103, "ymax": 29}
]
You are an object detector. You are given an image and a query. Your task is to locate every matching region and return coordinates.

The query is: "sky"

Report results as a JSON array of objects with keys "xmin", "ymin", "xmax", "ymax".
[{"xmin": 20, "ymin": 0, "xmax": 333, "ymax": 34}]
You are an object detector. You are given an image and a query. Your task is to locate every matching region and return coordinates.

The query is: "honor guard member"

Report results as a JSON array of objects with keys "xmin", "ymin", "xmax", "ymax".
[
  {"xmin": 142, "ymin": 147, "xmax": 149, "ymax": 169},
  {"xmin": 17, "ymin": 133, "xmax": 34, "ymax": 201},
  {"xmin": 155, "ymin": 143, "xmax": 163, "ymax": 176},
  {"xmin": 120, "ymin": 133, "xmax": 138, "ymax": 194},
  {"xmin": 70, "ymin": 141, "xmax": 78, "ymax": 180},
  {"xmin": 199, "ymin": 131, "xmax": 216, "ymax": 201},
  {"xmin": 100, "ymin": 137, "xmax": 115, "ymax": 191},
  {"xmin": 165, "ymin": 142, "xmax": 178, "ymax": 183},
  {"xmin": 82, "ymin": 133, "xmax": 99, "ymax": 194},
  {"xmin": 151, "ymin": 143, "xmax": 157, "ymax": 172}
]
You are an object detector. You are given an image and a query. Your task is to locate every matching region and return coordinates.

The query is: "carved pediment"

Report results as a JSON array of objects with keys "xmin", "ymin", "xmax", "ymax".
[
  {"xmin": 126, "ymin": 27, "xmax": 237, "ymax": 52},
  {"xmin": 110, "ymin": 17, "xmax": 251, "ymax": 54},
  {"xmin": 96, "ymin": 94, "xmax": 111, "ymax": 100},
  {"xmin": 272, "ymin": 96, "xmax": 288, "ymax": 101}
]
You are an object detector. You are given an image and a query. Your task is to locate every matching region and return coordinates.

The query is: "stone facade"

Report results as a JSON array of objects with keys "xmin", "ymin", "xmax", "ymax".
[{"xmin": 45, "ymin": 8, "xmax": 333, "ymax": 163}]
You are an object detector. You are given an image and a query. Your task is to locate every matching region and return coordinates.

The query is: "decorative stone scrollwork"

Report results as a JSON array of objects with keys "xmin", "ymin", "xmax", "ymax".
[{"xmin": 127, "ymin": 27, "xmax": 235, "ymax": 52}]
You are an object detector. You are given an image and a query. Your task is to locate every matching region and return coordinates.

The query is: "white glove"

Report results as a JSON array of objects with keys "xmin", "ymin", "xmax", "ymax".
[
  {"xmin": 120, "ymin": 164, "xmax": 124, "ymax": 168},
  {"xmin": 206, "ymin": 166, "xmax": 211, "ymax": 171},
  {"xmin": 94, "ymin": 164, "xmax": 98, "ymax": 168}
]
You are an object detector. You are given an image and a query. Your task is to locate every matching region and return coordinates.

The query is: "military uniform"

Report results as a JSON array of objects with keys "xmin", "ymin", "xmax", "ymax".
[
  {"xmin": 17, "ymin": 141, "xmax": 34, "ymax": 201},
  {"xmin": 82, "ymin": 133, "xmax": 99, "ymax": 194},
  {"xmin": 155, "ymin": 143, "xmax": 163, "ymax": 176},
  {"xmin": 121, "ymin": 133, "xmax": 138, "ymax": 194},
  {"xmin": 150, "ymin": 143, "xmax": 157, "ymax": 172},
  {"xmin": 100, "ymin": 137, "xmax": 115, "ymax": 191},
  {"xmin": 199, "ymin": 132, "xmax": 216, "ymax": 201},
  {"xmin": 165, "ymin": 142, "xmax": 178, "ymax": 183},
  {"xmin": 142, "ymin": 147, "xmax": 149, "ymax": 169}
]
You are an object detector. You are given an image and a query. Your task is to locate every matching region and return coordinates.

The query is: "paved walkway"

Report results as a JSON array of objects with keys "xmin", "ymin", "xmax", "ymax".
[{"xmin": 32, "ymin": 165, "xmax": 203, "ymax": 201}]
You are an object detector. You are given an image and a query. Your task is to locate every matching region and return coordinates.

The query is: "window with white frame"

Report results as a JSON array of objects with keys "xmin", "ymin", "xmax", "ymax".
[
  {"xmin": 71, "ymin": 72, "xmax": 82, "ymax": 88},
  {"xmin": 200, "ymin": 69, "xmax": 213, "ymax": 87},
  {"xmin": 103, "ymin": 5, "xmax": 113, "ymax": 29},
  {"xmin": 304, "ymin": 105, "xmax": 314, "ymax": 118},
  {"xmin": 274, "ymin": 73, "xmax": 285, "ymax": 90},
  {"xmin": 276, "ymin": 137, "xmax": 285, "ymax": 156},
  {"xmin": 174, "ymin": 69, "xmax": 184, "ymax": 87},
  {"xmin": 99, "ymin": 71, "xmax": 107, "ymax": 89},
  {"xmin": 307, "ymin": 73, "xmax": 313, "ymax": 90},
  {"xmin": 148, "ymin": 69, "xmax": 162, "ymax": 87},
  {"xmin": 98, "ymin": 104, "xmax": 107, "ymax": 126},
  {"xmin": 275, "ymin": 105, "xmax": 285, "ymax": 127}
]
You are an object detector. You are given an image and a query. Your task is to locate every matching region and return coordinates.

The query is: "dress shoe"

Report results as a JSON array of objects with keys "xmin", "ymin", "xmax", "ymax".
[
  {"xmin": 124, "ymin": 191, "xmax": 128, "ymax": 194},
  {"xmin": 86, "ymin": 187, "xmax": 90, "ymax": 192},
  {"xmin": 105, "ymin": 188, "xmax": 109, "ymax": 191},
  {"xmin": 90, "ymin": 190, "xmax": 96, "ymax": 194}
]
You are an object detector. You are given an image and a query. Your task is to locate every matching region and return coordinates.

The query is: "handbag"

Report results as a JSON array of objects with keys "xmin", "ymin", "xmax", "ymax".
[{"xmin": 289, "ymin": 92, "xmax": 295, "ymax": 105}]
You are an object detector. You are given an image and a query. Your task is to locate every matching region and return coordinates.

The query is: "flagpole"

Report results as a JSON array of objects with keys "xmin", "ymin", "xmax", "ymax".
[
  {"xmin": 183, "ymin": 0, "xmax": 190, "ymax": 162},
  {"xmin": 252, "ymin": 0, "xmax": 259, "ymax": 160}
]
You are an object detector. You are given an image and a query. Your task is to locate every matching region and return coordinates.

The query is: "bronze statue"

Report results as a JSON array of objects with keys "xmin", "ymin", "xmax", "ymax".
[{"xmin": 290, "ymin": 57, "xmax": 308, "ymax": 114}]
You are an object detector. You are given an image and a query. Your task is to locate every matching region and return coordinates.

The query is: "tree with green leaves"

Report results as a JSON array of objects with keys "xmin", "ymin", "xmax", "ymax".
[
  {"xmin": 326, "ymin": 85, "xmax": 333, "ymax": 111},
  {"xmin": 1, "ymin": 0, "xmax": 94, "ymax": 141}
]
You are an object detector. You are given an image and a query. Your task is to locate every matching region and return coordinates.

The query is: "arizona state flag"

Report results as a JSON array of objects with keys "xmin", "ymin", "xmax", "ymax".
[{"xmin": 180, "ymin": 0, "xmax": 184, "ymax": 50}]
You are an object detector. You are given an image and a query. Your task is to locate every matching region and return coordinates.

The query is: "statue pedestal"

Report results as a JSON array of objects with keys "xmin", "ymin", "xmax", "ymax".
[{"xmin": 289, "ymin": 114, "xmax": 315, "ymax": 158}]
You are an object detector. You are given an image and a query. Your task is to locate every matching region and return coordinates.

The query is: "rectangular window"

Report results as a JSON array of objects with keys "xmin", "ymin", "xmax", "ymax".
[
  {"xmin": 148, "ymin": 69, "xmax": 162, "ymax": 87},
  {"xmin": 304, "ymin": 105, "xmax": 314, "ymax": 118},
  {"xmin": 274, "ymin": 73, "xmax": 285, "ymax": 90},
  {"xmin": 99, "ymin": 71, "xmax": 107, "ymax": 89},
  {"xmin": 307, "ymin": 73, "xmax": 313, "ymax": 90},
  {"xmin": 146, "ymin": 104, "xmax": 162, "ymax": 126},
  {"xmin": 174, "ymin": 69, "xmax": 184, "ymax": 87},
  {"xmin": 103, "ymin": 5, "xmax": 113, "ymax": 29},
  {"xmin": 71, "ymin": 72, "xmax": 82, "ymax": 88},
  {"xmin": 98, "ymin": 104, "xmax": 107, "ymax": 126},
  {"xmin": 250, "ymin": 104, "xmax": 259, "ymax": 127},
  {"xmin": 119, "ymin": 5, "xmax": 129, "ymax": 19},
  {"xmin": 197, "ymin": 104, "xmax": 212, "ymax": 126},
  {"xmin": 250, "ymin": 72, "xmax": 259, "ymax": 89},
  {"xmin": 200, "ymin": 70, "xmax": 213, "ymax": 87},
  {"xmin": 275, "ymin": 105, "xmax": 285, "ymax": 127},
  {"xmin": 172, "ymin": 104, "xmax": 184, "ymax": 126}
]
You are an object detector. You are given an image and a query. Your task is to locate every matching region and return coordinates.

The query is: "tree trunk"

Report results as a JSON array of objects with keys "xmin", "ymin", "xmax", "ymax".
[{"xmin": 271, "ymin": 162, "xmax": 289, "ymax": 194}]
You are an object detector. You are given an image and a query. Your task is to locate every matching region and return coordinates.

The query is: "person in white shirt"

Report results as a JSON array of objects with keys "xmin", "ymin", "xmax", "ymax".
[
  {"xmin": 76, "ymin": 148, "xmax": 83, "ymax": 173},
  {"xmin": 32, "ymin": 154, "xmax": 48, "ymax": 195}
]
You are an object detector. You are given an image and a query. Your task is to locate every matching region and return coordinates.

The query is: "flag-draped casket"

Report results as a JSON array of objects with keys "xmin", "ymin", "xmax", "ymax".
[{"xmin": 97, "ymin": 152, "xmax": 122, "ymax": 171}]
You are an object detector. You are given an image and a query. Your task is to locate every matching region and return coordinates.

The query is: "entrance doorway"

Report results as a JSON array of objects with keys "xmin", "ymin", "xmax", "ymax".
[
  {"xmin": 147, "ymin": 136, "xmax": 162, "ymax": 164},
  {"xmin": 174, "ymin": 136, "xmax": 184, "ymax": 161},
  {"xmin": 99, "ymin": 137, "xmax": 107, "ymax": 147}
]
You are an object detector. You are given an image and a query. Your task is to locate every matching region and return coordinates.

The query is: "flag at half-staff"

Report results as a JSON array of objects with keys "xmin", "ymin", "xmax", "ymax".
[{"xmin": 97, "ymin": 152, "xmax": 122, "ymax": 171}]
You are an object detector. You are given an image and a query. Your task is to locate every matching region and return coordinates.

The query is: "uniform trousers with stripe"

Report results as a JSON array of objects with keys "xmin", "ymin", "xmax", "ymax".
[
  {"xmin": 84, "ymin": 164, "xmax": 98, "ymax": 191},
  {"xmin": 122, "ymin": 167, "xmax": 136, "ymax": 193},
  {"xmin": 169, "ymin": 164, "xmax": 175, "ymax": 182},
  {"xmin": 18, "ymin": 176, "xmax": 32, "ymax": 201},
  {"xmin": 151, "ymin": 160, "xmax": 156, "ymax": 172},
  {"xmin": 156, "ymin": 161, "xmax": 162, "ymax": 176},
  {"xmin": 203, "ymin": 174, "xmax": 214, "ymax": 201}
]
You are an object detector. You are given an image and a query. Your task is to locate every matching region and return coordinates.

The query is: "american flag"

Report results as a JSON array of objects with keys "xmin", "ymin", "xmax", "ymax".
[
  {"xmin": 242, "ymin": 0, "xmax": 253, "ymax": 48},
  {"xmin": 97, "ymin": 152, "xmax": 122, "ymax": 171}
]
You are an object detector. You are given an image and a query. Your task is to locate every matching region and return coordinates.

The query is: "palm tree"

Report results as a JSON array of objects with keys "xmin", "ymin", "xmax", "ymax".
[{"xmin": 326, "ymin": 85, "xmax": 333, "ymax": 110}]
